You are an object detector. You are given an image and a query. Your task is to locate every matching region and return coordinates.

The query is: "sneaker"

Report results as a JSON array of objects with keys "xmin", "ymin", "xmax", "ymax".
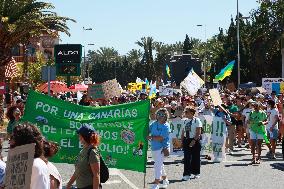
[
  {"xmin": 151, "ymin": 184, "xmax": 159, "ymax": 189},
  {"xmin": 161, "ymin": 179, "xmax": 169, "ymax": 188},
  {"xmin": 271, "ymin": 154, "xmax": 276, "ymax": 159},
  {"xmin": 182, "ymin": 175, "xmax": 190, "ymax": 181},
  {"xmin": 195, "ymin": 174, "xmax": 201, "ymax": 179},
  {"xmin": 190, "ymin": 174, "xmax": 195, "ymax": 179}
]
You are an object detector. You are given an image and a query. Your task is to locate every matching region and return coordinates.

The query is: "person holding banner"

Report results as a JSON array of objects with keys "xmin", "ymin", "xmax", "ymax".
[
  {"xmin": 147, "ymin": 108, "xmax": 170, "ymax": 189},
  {"xmin": 181, "ymin": 106, "xmax": 202, "ymax": 181},
  {"xmin": 66, "ymin": 125, "xmax": 101, "ymax": 189}
]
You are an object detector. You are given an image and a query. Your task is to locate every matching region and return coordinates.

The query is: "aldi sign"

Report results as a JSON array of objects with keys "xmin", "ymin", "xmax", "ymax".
[{"xmin": 54, "ymin": 44, "xmax": 82, "ymax": 76}]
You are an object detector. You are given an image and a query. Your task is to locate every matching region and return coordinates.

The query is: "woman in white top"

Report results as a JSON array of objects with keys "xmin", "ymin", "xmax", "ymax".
[
  {"xmin": 43, "ymin": 140, "xmax": 62, "ymax": 189},
  {"xmin": 10, "ymin": 123, "xmax": 50, "ymax": 189},
  {"xmin": 181, "ymin": 106, "xmax": 202, "ymax": 181}
]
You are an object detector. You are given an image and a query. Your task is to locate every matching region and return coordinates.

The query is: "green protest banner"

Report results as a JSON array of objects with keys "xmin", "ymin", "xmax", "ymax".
[{"xmin": 21, "ymin": 90, "xmax": 150, "ymax": 173}]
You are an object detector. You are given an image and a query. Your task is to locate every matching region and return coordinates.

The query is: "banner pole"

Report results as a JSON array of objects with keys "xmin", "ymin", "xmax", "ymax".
[{"xmin": 143, "ymin": 172, "xmax": 146, "ymax": 189}]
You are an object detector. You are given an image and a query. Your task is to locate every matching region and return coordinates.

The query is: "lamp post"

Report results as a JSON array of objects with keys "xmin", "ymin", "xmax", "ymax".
[
  {"xmin": 237, "ymin": 0, "xmax": 249, "ymax": 87},
  {"xmin": 83, "ymin": 27, "xmax": 94, "ymax": 84},
  {"xmin": 197, "ymin": 24, "xmax": 207, "ymax": 86},
  {"xmin": 237, "ymin": 0, "xmax": 240, "ymax": 88},
  {"xmin": 83, "ymin": 44, "xmax": 95, "ymax": 84}
]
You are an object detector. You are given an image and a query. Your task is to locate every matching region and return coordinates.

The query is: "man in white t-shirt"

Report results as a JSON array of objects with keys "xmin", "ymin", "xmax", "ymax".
[{"xmin": 266, "ymin": 100, "xmax": 279, "ymax": 159}]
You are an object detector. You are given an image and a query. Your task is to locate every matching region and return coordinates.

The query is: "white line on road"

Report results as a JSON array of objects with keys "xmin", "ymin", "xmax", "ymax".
[
  {"xmin": 103, "ymin": 180, "xmax": 122, "ymax": 185},
  {"xmin": 110, "ymin": 168, "xmax": 140, "ymax": 189}
]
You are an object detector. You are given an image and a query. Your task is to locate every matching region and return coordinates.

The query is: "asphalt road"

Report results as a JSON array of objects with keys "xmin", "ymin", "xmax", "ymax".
[
  {"xmin": 55, "ymin": 145, "xmax": 284, "ymax": 189},
  {"xmin": 2, "ymin": 141, "xmax": 284, "ymax": 189}
]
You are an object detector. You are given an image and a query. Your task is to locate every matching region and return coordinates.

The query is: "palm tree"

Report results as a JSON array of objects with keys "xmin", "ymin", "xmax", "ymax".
[
  {"xmin": 135, "ymin": 37, "xmax": 156, "ymax": 79},
  {"xmin": 126, "ymin": 49, "xmax": 143, "ymax": 66},
  {"xmin": 0, "ymin": 0, "xmax": 75, "ymax": 121},
  {"xmin": 96, "ymin": 47, "xmax": 120, "ymax": 63}
]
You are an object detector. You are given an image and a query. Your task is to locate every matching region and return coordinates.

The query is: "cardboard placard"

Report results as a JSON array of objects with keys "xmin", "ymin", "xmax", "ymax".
[
  {"xmin": 209, "ymin": 89, "xmax": 222, "ymax": 106},
  {"xmin": 4, "ymin": 143, "xmax": 35, "ymax": 189},
  {"xmin": 88, "ymin": 83, "xmax": 105, "ymax": 99},
  {"xmin": 159, "ymin": 86, "xmax": 174, "ymax": 96},
  {"xmin": 88, "ymin": 79, "xmax": 121, "ymax": 100},
  {"xmin": 256, "ymin": 87, "xmax": 267, "ymax": 94}
]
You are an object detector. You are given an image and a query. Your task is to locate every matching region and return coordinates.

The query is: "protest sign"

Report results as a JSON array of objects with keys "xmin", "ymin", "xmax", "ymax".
[
  {"xmin": 168, "ymin": 115, "xmax": 226, "ymax": 161},
  {"xmin": 88, "ymin": 79, "xmax": 121, "ymax": 100},
  {"xmin": 88, "ymin": 83, "xmax": 105, "ymax": 99},
  {"xmin": 209, "ymin": 89, "xmax": 222, "ymax": 106},
  {"xmin": 256, "ymin": 87, "xmax": 266, "ymax": 94},
  {"xmin": 262, "ymin": 78, "xmax": 284, "ymax": 94},
  {"xmin": 199, "ymin": 115, "xmax": 213, "ymax": 156},
  {"xmin": 169, "ymin": 118, "xmax": 183, "ymax": 152},
  {"xmin": 4, "ymin": 143, "xmax": 35, "ymax": 189},
  {"xmin": 22, "ymin": 90, "xmax": 150, "ymax": 173},
  {"xmin": 159, "ymin": 86, "xmax": 174, "ymax": 96},
  {"xmin": 211, "ymin": 117, "xmax": 227, "ymax": 161}
]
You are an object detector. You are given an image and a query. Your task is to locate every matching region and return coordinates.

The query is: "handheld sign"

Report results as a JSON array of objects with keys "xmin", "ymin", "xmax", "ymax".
[
  {"xmin": 4, "ymin": 143, "xmax": 35, "ymax": 189},
  {"xmin": 209, "ymin": 89, "xmax": 222, "ymax": 106}
]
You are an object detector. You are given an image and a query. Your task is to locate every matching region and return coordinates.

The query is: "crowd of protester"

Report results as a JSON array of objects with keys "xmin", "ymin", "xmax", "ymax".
[{"xmin": 1, "ymin": 86, "xmax": 284, "ymax": 189}]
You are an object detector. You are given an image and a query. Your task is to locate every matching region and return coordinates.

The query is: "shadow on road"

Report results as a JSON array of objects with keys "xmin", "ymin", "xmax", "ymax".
[
  {"xmin": 168, "ymin": 179, "xmax": 185, "ymax": 184},
  {"xmin": 225, "ymin": 163, "xmax": 250, "ymax": 167},
  {"xmin": 270, "ymin": 163, "xmax": 284, "ymax": 171}
]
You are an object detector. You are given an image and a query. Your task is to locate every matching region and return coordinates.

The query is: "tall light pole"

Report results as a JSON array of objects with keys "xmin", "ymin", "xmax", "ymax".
[
  {"xmin": 237, "ymin": 0, "xmax": 249, "ymax": 88},
  {"xmin": 197, "ymin": 24, "xmax": 207, "ymax": 86},
  {"xmin": 83, "ymin": 27, "xmax": 94, "ymax": 84},
  {"xmin": 237, "ymin": 0, "xmax": 240, "ymax": 88}
]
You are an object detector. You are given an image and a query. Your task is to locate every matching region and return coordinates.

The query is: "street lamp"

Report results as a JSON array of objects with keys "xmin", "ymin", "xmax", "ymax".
[
  {"xmin": 83, "ymin": 27, "xmax": 94, "ymax": 84},
  {"xmin": 197, "ymin": 24, "xmax": 207, "ymax": 86},
  {"xmin": 83, "ymin": 44, "xmax": 95, "ymax": 84},
  {"xmin": 237, "ymin": 0, "xmax": 250, "ymax": 87}
]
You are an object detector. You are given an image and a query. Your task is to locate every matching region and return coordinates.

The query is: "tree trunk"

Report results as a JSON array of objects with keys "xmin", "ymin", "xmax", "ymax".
[{"xmin": 0, "ymin": 65, "xmax": 5, "ymax": 125}]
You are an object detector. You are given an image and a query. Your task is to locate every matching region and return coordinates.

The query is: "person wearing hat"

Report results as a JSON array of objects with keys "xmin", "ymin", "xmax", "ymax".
[
  {"xmin": 248, "ymin": 102, "xmax": 268, "ymax": 164},
  {"xmin": 66, "ymin": 125, "xmax": 101, "ymax": 189}
]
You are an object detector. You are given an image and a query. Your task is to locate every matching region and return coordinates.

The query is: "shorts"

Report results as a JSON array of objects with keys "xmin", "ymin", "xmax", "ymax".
[
  {"xmin": 267, "ymin": 128, "xmax": 279, "ymax": 140},
  {"xmin": 249, "ymin": 129, "xmax": 263, "ymax": 140}
]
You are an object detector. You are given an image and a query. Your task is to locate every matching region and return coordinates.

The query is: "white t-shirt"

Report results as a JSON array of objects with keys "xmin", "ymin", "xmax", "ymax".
[
  {"xmin": 267, "ymin": 108, "xmax": 279, "ymax": 129},
  {"xmin": 182, "ymin": 117, "xmax": 202, "ymax": 138},
  {"xmin": 242, "ymin": 108, "xmax": 252, "ymax": 123},
  {"xmin": 47, "ymin": 162, "xmax": 62, "ymax": 189},
  {"xmin": 30, "ymin": 158, "xmax": 50, "ymax": 189}
]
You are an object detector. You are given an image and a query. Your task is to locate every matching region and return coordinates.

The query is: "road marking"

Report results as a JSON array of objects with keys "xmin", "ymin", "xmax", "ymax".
[
  {"xmin": 110, "ymin": 168, "xmax": 140, "ymax": 189},
  {"xmin": 103, "ymin": 180, "xmax": 122, "ymax": 185}
]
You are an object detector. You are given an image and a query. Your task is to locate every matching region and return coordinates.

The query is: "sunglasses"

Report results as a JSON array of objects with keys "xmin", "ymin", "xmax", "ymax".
[{"xmin": 157, "ymin": 112, "xmax": 166, "ymax": 117}]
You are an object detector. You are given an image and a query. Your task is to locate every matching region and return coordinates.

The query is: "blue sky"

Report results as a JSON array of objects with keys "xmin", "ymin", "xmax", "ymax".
[{"xmin": 46, "ymin": 0, "xmax": 259, "ymax": 55}]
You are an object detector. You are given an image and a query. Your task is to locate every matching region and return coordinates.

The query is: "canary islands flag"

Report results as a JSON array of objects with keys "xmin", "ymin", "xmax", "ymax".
[
  {"xmin": 166, "ymin": 65, "xmax": 171, "ymax": 78},
  {"xmin": 214, "ymin": 60, "xmax": 235, "ymax": 81}
]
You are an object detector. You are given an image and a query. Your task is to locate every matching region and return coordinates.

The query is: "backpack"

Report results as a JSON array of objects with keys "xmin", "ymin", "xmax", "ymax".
[{"xmin": 87, "ymin": 147, "xmax": 110, "ymax": 183}]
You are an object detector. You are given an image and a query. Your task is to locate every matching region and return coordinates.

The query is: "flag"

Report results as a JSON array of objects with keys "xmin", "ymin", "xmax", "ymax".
[
  {"xmin": 148, "ymin": 81, "xmax": 157, "ymax": 99},
  {"xmin": 214, "ymin": 60, "xmax": 235, "ymax": 81},
  {"xmin": 145, "ymin": 78, "xmax": 149, "ymax": 88},
  {"xmin": 166, "ymin": 65, "xmax": 171, "ymax": 78},
  {"xmin": 5, "ymin": 58, "xmax": 18, "ymax": 78}
]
